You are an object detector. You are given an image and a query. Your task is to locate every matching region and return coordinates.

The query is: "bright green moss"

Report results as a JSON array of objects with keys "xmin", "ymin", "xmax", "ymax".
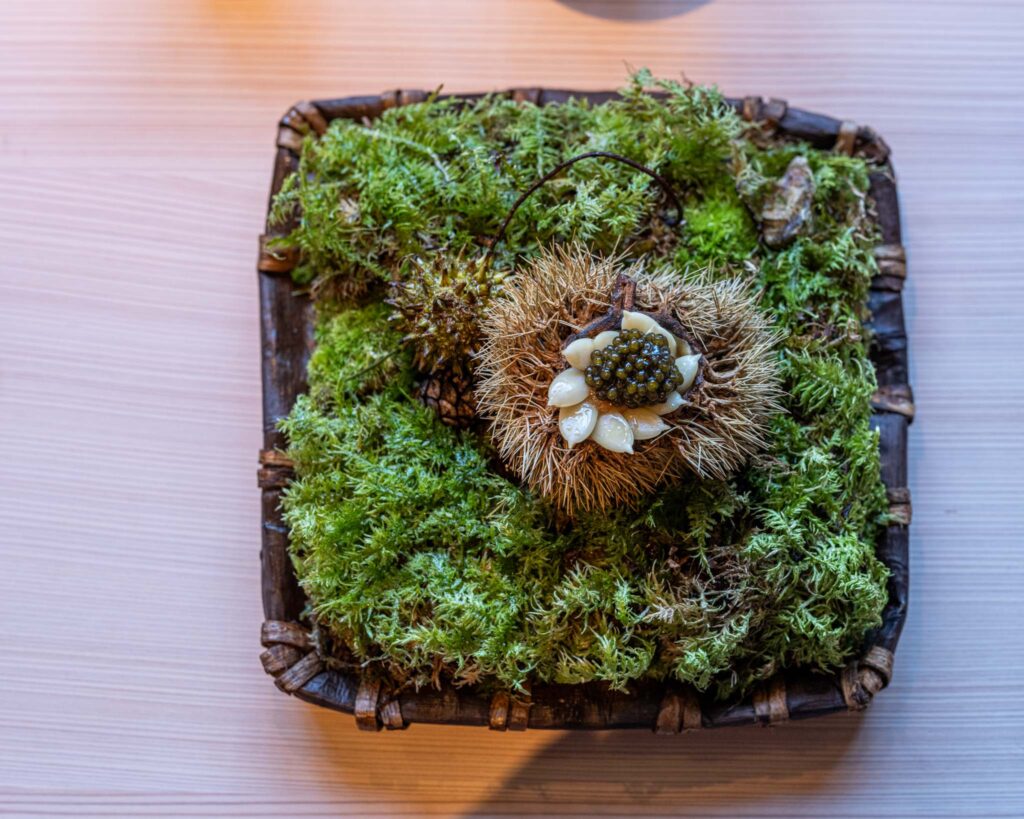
[
  {"xmin": 675, "ymin": 184, "xmax": 760, "ymax": 267},
  {"xmin": 275, "ymin": 73, "xmax": 890, "ymax": 698},
  {"xmin": 306, "ymin": 302, "xmax": 412, "ymax": 404}
]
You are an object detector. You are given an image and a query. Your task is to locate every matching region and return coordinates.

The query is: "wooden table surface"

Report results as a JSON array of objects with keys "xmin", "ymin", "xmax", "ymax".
[{"xmin": 2, "ymin": 0, "xmax": 1022, "ymax": 816}]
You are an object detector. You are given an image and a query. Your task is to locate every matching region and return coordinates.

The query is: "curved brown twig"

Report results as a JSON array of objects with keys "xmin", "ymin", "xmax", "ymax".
[{"xmin": 483, "ymin": 151, "xmax": 684, "ymax": 269}]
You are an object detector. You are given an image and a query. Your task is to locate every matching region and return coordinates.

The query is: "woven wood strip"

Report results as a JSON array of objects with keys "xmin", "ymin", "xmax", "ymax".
[
  {"xmin": 257, "ymin": 235, "xmax": 299, "ymax": 275},
  {"xmin": 842, "ymin": 661, "xmax": 871, "ymax": 710},
  {"xmin": 379, "ymin": 697, "xmax": 406, "ymax": 730},
  {"xmin": 871, "ymin": 384, "xmax": 916, "ymax": 420},
  {"xmin": 835, "ymin": 121, "xmax": 859, "ymax": 155},
  {"xmin": 753, "ymin": 677, "xmax": 789, "ymax": 725},
  {"xmin": 680, "ymin": 689, "xmax": 703, "ymax": 730},
  {"xmin": 276, "ymin": 125, "xmax": 304, "ymax": 153},
  {"xmin": 857, "ymin": 126, "xmax": 892, "ymax": 164},
  {"xmin": 875, "ymin": 244, "xmax": 907, "ymax": 276},
  {"xmin": 762, "ymin": 97, "xmax": 787, "ymax": 125},
  {"xmin": 777, "ymin": 107, "xmax": 843, "ymax": 148},
  {"xmin": 507, "ymin": 683, "xmax": 532, "ymax": 731},
  {"xmin": 355, "ymin": 678, "xmax": 382, "ymax": 731},
  {"xmin": 257, "ymin": 466, "xmax": 292, "ymax": 490},
  {"xmin": 258, "ymin": 449, "xmax": 296, "ymax": 490},
  {"xmin": 740, "ymin": 95, "xmax": 787, "ymax": 127},
  {"xmin": 260, "ymin": 644, "xmax": 303, "ymax": 676},
  {"xmin": 488, "ymin": 691, "xmax": 511, "ymax": 731},
  {"xmin": 280, "ymin": 107, "xmax": 311, "ymax": 136},
  {"xmin": 887, "ymin": 486, "xmax": 913, "ymax": 526},
  {"xmin": 655, "ymin": 691, "xmax": 684, "ymax": 735},
  {"xmin": 275, "ymin": 652, "xmax": 323, "ymax": 693},
  {"xmin": 841, "ymin": 646, "xmax": 895, "ymax": 710},
  {"xmin": 511, "ymin": 87, "xmax": 542, "ymax": 103},
  {"xmin": 869, "ymin": 171, "xmax": 902, "ymax": 245},
  {"xmin": 654, "ymin": 688, "xmax": 703, "ymax": 734},
  {"xmin": 260, "ymin": 449, "xmax": 295, "ymax": 468},
  {"xmin": 294, "ymin": 100, "xmax": 328, "ymax": 136},
  {"xmin": 873, "ymin": 243, "xmax": 907, "ymax": 292},
  {"xmin": 261, "ymin": 620, "xmax": 312, "ymax": 650},
  {"xmin": 862, "ymin": 646, "xmax": 895, "ymax": 686}
]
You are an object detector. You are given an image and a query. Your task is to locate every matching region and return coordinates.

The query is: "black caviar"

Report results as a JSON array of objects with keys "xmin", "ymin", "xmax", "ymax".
[{"xmin": 584, "ymin": 329, "xmax": 679, "ymax": 408}]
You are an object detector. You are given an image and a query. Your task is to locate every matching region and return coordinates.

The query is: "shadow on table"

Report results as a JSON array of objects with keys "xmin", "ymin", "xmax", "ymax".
[
  {"xmin": 460, "ymin": 715, "xmax": 861, "ymax": 816},
  {"xmin": 293, "ymin": 702, "xmax": 862, "ymax": 816},
  {"xmin": 555, "ymin": 0, "xmax": 712, "ymax": 21}
]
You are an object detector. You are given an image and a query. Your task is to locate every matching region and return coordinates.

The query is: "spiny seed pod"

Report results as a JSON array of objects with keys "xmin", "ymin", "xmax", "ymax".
[
  {"xmin": 475, "ymin": 245, "xmax": 783, "ymax": 514},
  {"xmin": 386, "ymin": 254, "xmax": 506, "ymax": 377}
]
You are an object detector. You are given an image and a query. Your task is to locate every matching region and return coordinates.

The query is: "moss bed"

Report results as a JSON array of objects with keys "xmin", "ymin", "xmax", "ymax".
[{"xmin": 271, "ymin": 73, "xmax": 890, "ymax": 699}]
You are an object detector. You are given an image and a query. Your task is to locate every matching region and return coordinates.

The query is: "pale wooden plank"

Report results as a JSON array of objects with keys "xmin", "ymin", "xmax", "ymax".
[{"xmin": 0, "ymin": 0, "xmax": 1022, "ymax": 815}]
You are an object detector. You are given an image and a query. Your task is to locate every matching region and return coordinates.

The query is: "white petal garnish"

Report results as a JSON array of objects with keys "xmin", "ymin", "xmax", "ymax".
[
  {"xmin": 590, "ymin": 411, "xmax": 634, "ymax": 454},
  {"xmin": 592, "ymin": 330, "xmax": 619, "ymax": 351},
  {"xmin": 674, "ymin": 336, "xmax": 692, "ymax": 356},
  {"xmin": 674, "ymin": 354, "xmax": 701, "ymax": 393},
  {"xmin": 563, "ymin": 337, "xmax": 594, "ymax": 370},
  {"xmin": 649, "ymin": 390, "xmax": 684, "ymax": 415},
  {"xmin": 621, "ymin": 310, "xmax": 657, "ymax": 334},
  {"xmin": 547, "ymin": 367, "xmax": 590, "ymax": 407},
  {"xmin": 624, "ymin": 408, "xmax": 669, "ymax": 441},
  {"xmin": 558, "ymin": 401, "xmax": 598, "ymax": 448}
]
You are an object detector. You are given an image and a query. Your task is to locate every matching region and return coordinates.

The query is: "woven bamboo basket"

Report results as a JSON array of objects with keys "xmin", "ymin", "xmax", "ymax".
[{"xmin": 257, "ymin": 88, "xmax": 911, "ymax": 732}]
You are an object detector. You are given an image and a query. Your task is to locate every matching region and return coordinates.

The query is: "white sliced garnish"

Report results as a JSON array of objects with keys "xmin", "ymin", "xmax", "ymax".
[
  {"xmin": 621, "ymin": 310, "xmax": 657, "ymax": 334},
  {"xmin": 590, "ymin": 411, "xmax": 634, "ymax": 454},
  {"xmin": 649, "ymin": 390, "xmax": 684, "ymax": 416},
  {"xmin": 563, "ymin": 337, "xmax": 594, "ymax": 370},
  {"xmin": 623, "ymin": 408, "xmax": 669, "ymax": 441},
  {"xmin": 674, "ymin": 336, "xmax": 692, "ymax": 356},
  {"xmin": 592, "ymin": 330, "xmax": 619, "ymax": 351},
  {"xmin": 558, "ymin": 401, "xmax": 599, "ymax": 448},
  {"xmin": 674, "ymin": 354, "xmax": 701, "ymax": 393},
  {"xmin": 547, "ymin": 367, "xmax": 590, "ymax": 407}
]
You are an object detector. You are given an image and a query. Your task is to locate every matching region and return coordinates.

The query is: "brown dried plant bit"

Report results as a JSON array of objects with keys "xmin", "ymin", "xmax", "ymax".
[
  {"xmin": 475, "ymin": 245, "xmax": 783, "ymax": 514},
  {"xmin": 761, "ymin": 156, "xmax": 816, "ymax": 248},
  {"xmin": 419, "ymin": 368, "xmax": 477, "ymax": 429}
]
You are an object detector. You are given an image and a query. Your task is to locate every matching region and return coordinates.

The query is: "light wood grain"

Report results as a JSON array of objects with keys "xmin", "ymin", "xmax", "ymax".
[{"xmin": 2, "ymin": 0, "xmax": 1023, "ymax": 815}]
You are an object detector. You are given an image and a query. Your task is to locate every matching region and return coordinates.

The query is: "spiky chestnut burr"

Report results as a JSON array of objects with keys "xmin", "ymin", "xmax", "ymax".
[
  {"xmin": 475, "ymin": 245, "xmax": 782, "ymax": 514},
  {"xmin": 386, "ymin": 255, "xmax": 505, "ymax": 378}
]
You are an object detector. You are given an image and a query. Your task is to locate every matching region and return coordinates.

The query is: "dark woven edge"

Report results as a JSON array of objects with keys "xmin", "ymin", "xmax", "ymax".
[{"xmin": 257, "ymin": 89, "xmax": 910, "ymax": 732}]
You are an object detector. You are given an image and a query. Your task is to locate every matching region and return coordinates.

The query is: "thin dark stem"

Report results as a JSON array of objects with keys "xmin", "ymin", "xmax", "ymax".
[
  {"xmin": 349, "ymin": 348, "xmax": 400, "ymax": 383},
  {"xmin": 483, "ymin": 151, "xmax": 684, "ymax": 268}
]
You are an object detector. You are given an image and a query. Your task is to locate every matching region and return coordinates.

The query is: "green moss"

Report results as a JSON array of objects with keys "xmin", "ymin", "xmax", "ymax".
[
  {"xmin": 276, "ymin": 73, "xmax": 890, "ymax": 698},
  {"xmin": 675, "ymin": 183, "xmax": 760, "ymax": 267},
  {"xmin": 306, "ymin": 302, "xmax": 412, "ymax": 404}
]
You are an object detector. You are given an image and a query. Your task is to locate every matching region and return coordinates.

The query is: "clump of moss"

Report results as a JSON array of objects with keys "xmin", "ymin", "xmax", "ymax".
[
  {"xmin": 306, "ymin": 301, "xmax": 411, "ymax": 404},
  {"xmin": 275, "ymin": 72, "xmax": 890, "ymax": 698}
]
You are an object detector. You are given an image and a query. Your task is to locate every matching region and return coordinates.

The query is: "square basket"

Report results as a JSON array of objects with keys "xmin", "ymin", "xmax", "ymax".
[{"xmin": 257, "ymin": 89, "xmax": 911, "ymax": 732}]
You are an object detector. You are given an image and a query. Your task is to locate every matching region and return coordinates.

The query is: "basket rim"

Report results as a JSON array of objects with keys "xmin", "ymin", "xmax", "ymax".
[{"xmin": 257, "ymin": 88, "xmax": 911, "ymax": 733}]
